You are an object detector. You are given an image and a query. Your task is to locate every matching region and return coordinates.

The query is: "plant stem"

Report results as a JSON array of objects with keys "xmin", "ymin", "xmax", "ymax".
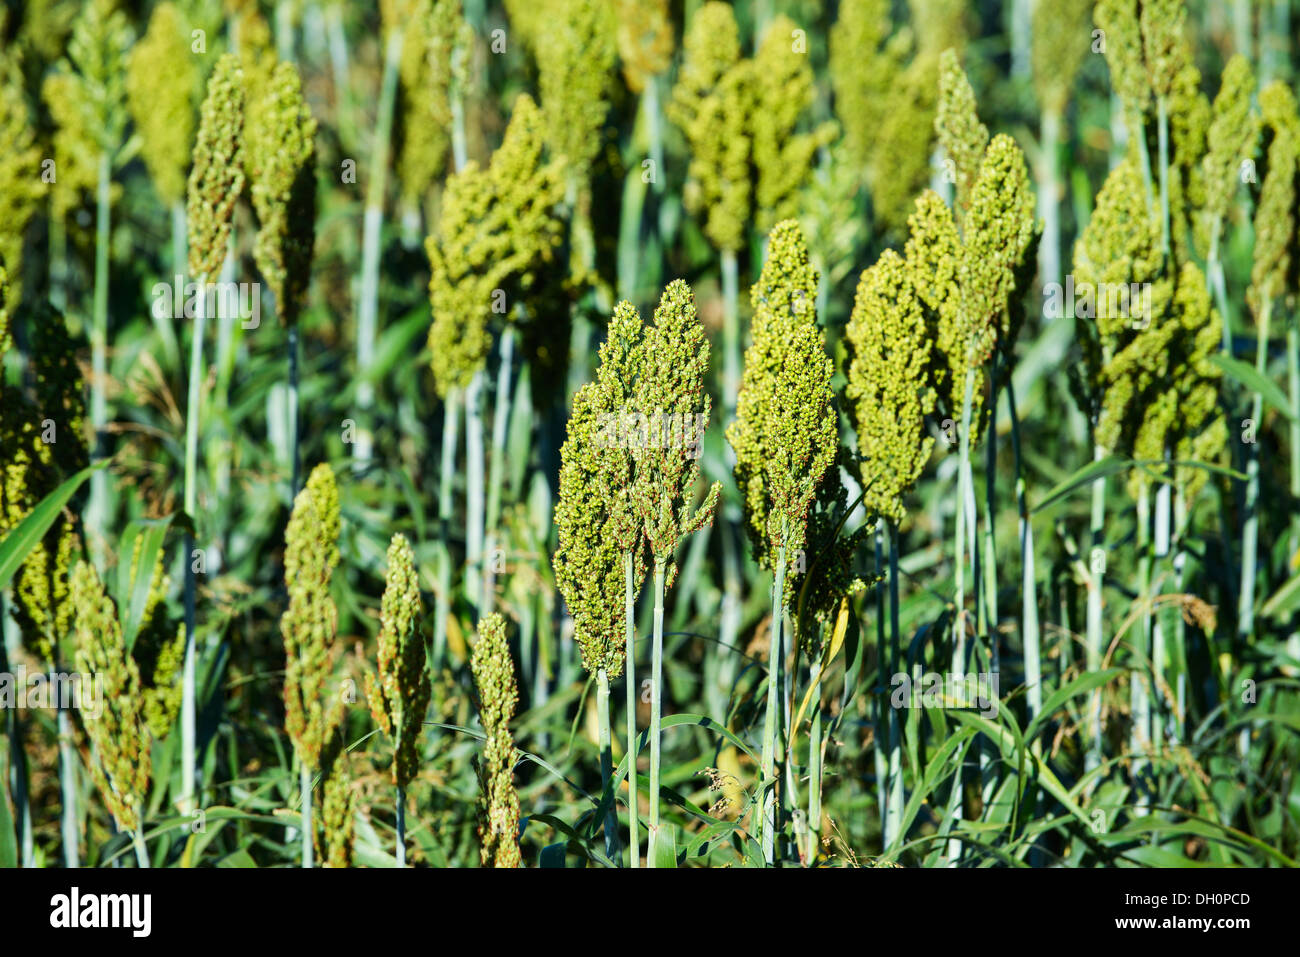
[
  {"xmin": 947, "ymin": 366, "xmax": 976, "ymax": 866},
  {"xmin": 1239, "ymin": 298, "xmax": 1271, "ymax": 643},
  {"xmin": 300, "ymin": 762, "xmax": 313, "ymax": 868},
  {"xmin": 597, "ymin": 668, "xmax": 620, "ymax": 864},
  {"xmin": 434, "ymin": 388, "xmax": 460, "ymax": 669},
  {"xmin": 721, "ymin": 250, "xmax": 740, "ymax": 419},
  {"xmin": 1288, "ymin": 320, "xmax": 1300, "ymax": 670},
  {"xmin": 624, "ymin": 550, "xmax": 640, "ymax": 867},
  {"xmin": 465, "ymin": 369, "xmax": 486, "ymax": 622},
  {"xmin": 87, "ymin": 151, "xmax": 112, "ymax": 571},
  {"xmin": 181, "ymin": 272, "xmax": 208, "ymax": 817},
  {"xmin": 759, "ymin": 542, "xmax": 787, "ymax": 866},
  {"xmin": 1156, "ymin": 96, "xmax": 1171, "ymax": 259},
  {"xmin": 288, "ymin": 324, "xmax": 300, "ymax": 495},
  {"xmin": 1037, "ymin": 105, "xmax": 1062, "ymax": 296},
  {"xmin": 483, "ymin": 328, "xmax": 515, "ymax": 615},
  {"xmin": 58, "ymin": 703, "xmax": 78, "ymax": 867},
  {"xmin": 132, "ymin": 827, "xmax": 150, "ymax": 868},
  {"xmin": 1086, "ymin": 443, "xmax": 1106, "ymax": 772},
  {"xmin": 396, "ymin": 784, "xmax": 406, "ymax": 866},
  {"xmin": 806, "ymin": 664, "xmax": 823, "ymax": 864},
  {"xmin": 647, "ymin": 561, "xmax": 665, "ymax": 866},
  {"xmin": 1132, "ymin": 479, "xmax": 1152, "ymax": 813},
  {"xmin": 885, "ymin": 525, "xmax": 904, "ymax": 847},
  {"xmin": 353, "ymin": 26, "xmax": 402, "ymax": 466}
]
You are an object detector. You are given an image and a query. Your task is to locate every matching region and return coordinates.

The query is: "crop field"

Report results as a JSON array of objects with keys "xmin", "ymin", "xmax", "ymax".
[{"xmin": 1, "ymin": 0, "xmax": 1299, "ymax": 873}]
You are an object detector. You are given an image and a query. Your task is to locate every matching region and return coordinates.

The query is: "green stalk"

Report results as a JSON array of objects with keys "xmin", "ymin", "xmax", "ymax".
[
  {"xmin": 58, "ymin": 704, "xmax": 78, "ymax": 867},
  {"xmin": 300, "ymin": 762, "xmax": 313, "ymax": 868},
  {"xmin": 721, "ymin": 250, "xmax": 740, "ymax": 416},
  {"xmin": 1288, "ymin": 321, "xmax": 1300, "ymax": 668},
  {"xmin": 50, "ymin": 212, "xmax": 67, "ymax": 313},
  {"xmin": 645, "ymin": 74, "xmax": 664, "ymax": 196},
  {"xmin": 483, "ymin": 328, "xmax": 515, "ymax": 616},
  {"xmin": 1239, "ymin": 298, "xmax": 1271, "ymax": 642},
  {"xmin": 806, "ymin": 664, "xmax": 823, "ymax": 864},
  {"xmin": 597, "ymin": 668, "xmax": 620, "ymax": 864},
  {"xmin": 353, "ymin": 26, "xmax": 402, "ymax": 466},
  {"xmin": 1208, "ymin": 227, "xmax": 1233, "ymax": 354},
  {"xmin": 433, "ymin": 388, "xmax": 461, "ymax": 669},
  {"xmin": 465, "ymin": 369, "xmax": 486, "ymax": 621},
  {"xmin": 1037, "ymin": 106, "xmax": 1062, "ymax": 294},
  {"xmin": 181, "ymin": 272, "xmax": 208, "ymax": 816},
  {"xmin": 647, "ymin": 561, "xmax": 665, "ymax": 866},
  {"xmin": 87, "ymin": 151, "xmax": 112, "ymax": 571},
  {"xmin": 288, "ymin": 324, "xmax": 300, "ymax": 495},
  {"xmin": 946, "ymin": 367, "xmax": 976, "ymax": 865},
  {"xmin": 1132, "ymin": 479, "xmax": 1152, "ymax": 812},
  {"xmin": 132, "ymin": 827, "xmax": 149, "ymax": 868},
  {"xmin": 884, "ymin": 526, "xmax": 904, "ymax": 847},
  {"xmin": 1156, "ymin": 97, "xmax": 1171, "ymax": 259},
  {"xmin": 1008, "ymin": 378, "xmax": 1041, "ymax": 720},
  {"xmin": 758, "ymin": 542, "xmax": 787, "ymax": 866},
  {"xmin": 396, "ymin": 785, "xmax": 406, "ymax": 865},
  {"xmin": 1152, "ymin": 467, "xmax": 1172, "ymax": 767},
  {"xmin": 624, "ymin": 550, "xmax": 640, "ymax": 867},
  {"xmin": 1086, "ymin": 443, "xmax": 1106, "ymax": 772}
]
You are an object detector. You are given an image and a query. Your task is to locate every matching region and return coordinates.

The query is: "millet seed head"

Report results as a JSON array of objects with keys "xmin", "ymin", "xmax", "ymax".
[{"xmin": 187, "ymin": 53, "xmax": 246, "ymax": 279}]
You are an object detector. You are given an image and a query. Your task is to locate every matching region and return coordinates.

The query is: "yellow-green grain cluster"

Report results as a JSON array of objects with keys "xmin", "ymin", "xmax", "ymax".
[
  {"xmin": 728, "ymin": 221, "xmax": 837, "ymax": 589},
  {"xmin": 394, "ymin": 0, "xmax": 460, "ymax": 208},
  {"xmin": 366, "ymin": 533, "xmax": 433, "ymax": 789},
  {"xmin": 471, "ymin": 612, "xmax": 522, "ymax": 868},
  {"xmin": 247, "ymin": 61, "xmax": 317, "ymax": 324},
  {"xmin": 1197, "ymin": 55, "xmax": 1256, "ymax": 256},
  {"xmin": 553, "ymin": 302, "xmax": 645, "ymax": 676},
  {"xmin": 632, "ymin": 280, "xmax": 721, "ymax": 583},
  {"xmin": 316, "ymin": 720, "xmax": 356, "ymax": 868},
  {"xmin": 845, "ymin": 248, "xmax": 936, "ymax": 525},
  {"xmin": 126, "ymin": 2, "xmax": 197, "ymax": 205},
  {"xmin": 282, "ymin": 463, "xmax": 342, "ymax": 772},
  {"xmin": 425, "ymin": 94, "xmax": 564, "ymax": 397},
  {"xmin": 668, "ymin": 1, "xmax": 752, "ymax": 253},
  {"xmin": 615, "ymin": 0, "xmax": 673, "ymax": 94},
  {"xmin": 71, "ymin": 560, "xmax": 151, "ymax": 832},
  {"xmin": 751, "ymin": 17, "xmax": 836, "ymax": 231},
  {"xmin": 187, "ymin": 53, "xmax": 245, "ymax": 280},
  {"xmin": 0, "ymin": 58, "xmax": 48, "ymax": 300},
  {"xmin": 935, "ymin": 48, "xmax": 988, "ymax": 216},
  {"xmin": 535, "ymin": 0, "xmax": 616, "ymax": 186}
]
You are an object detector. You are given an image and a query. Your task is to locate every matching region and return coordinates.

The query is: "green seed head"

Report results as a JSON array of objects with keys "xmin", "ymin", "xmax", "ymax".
[
  {"xmin": 366, "ymin": 533, "xmax": 433, "ymax": 790},
  {"xmin": 43, "ymin": 0, "xmax": 131, "ymax": 219},
  {"xmin": 554, "ymin": 301, "xmax": 646, "ymax": 677},
  {"xmin": 751, "ymin": 16, "xmax": 837, "ymax": 231},
  {"xmin": 126, "ymin": 2, "xmax": 197, "ymax": 205},
  {"xmin": 829, "ymin": 0, "xmax": 893, "ymax": 192},
  {"xmin": 471, "ymin": 612, "xmax": 522, "ymax": 868},
  {"xmin": 1138, "ymin": 0, "xmax": 1186, "ymax": 101},
  {"xmin": 315, "ymin": 713, "xmax": 357, "ymax": 867},
  {"xmin": 845, "ymin": 247, "xmax": 937, "ymax": 526},
  {"xmin": 129, "ymin": 539, "xmax": 183, "ymax": 739},
  {"xmin": 248, "ymin": 61, "xmax": 317, "ymax": 325},
  {"xmin": 536, "ymin": 0, "xmax": 616, "ymax": 186},
  {"xmin": 426, "ymin": 93, "xmax": 565, "ymax": 397},
  {"xmin": 187, "ymin": 53, "xmax": 245, "ymax": 279},
  {"xmin": 615, "ymin": 0, "xmax": 674, "ymax": 94},
  {"xmin": 0, "ymin": 59, "xmax": 48, "ymax": 303},
  {"xmin": 1095, "ymin": 0, "xmax": 1150, "ymax": 117},
  {"xmin": 935, "ymin": 48, "xmax": 988, "ymax": 217},
  {"xmin": 395, "ymin": 0, "xmax": 461, "ymax": 206},
  {"xmin": 282, "ymin": 462, "xmax": 342, "ymax": 771},
  {"xmin": 669, "ymin": 1, "xmax": 752, "ymax": 252},
  {"xmin": 2, "ymin": 299, "xmax": 87, "ymax": 665},
  {"xmin": 72, "ymin": 560, "xmax": 151, "ymax": 833},
  {"xmin": 633, "ymin": 280, "xmax": 722, "ymax": 583},
  {"xmin": 728, "ymin": 221, "xmax": 837, "ymax": 590},
  {"xmin": 1031, "ymin": 0, "xmax": 1092, "ymax": 116},
  {"xmin": 1198, "ymin": 55, "xmax": 1257, "ymax": 255},
  {"xmin": 1250, "ymin": 82, "xmax": 1299, "ymax": 315}
]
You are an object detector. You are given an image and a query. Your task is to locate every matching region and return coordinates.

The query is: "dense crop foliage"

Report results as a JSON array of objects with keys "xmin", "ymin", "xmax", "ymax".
[{"xmin": 1, "ymin": 0, "xmax": 1299, "ymax": 869}]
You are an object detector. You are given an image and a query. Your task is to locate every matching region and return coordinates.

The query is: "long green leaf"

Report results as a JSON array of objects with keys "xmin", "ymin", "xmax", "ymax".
[
  {"xmin": 0, "ymin": 463, "xmax": 106, "ymax": 590},
  {"xmin": 1212, "ymin": 353, "xmax": 1294, "ymax": 420}
]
